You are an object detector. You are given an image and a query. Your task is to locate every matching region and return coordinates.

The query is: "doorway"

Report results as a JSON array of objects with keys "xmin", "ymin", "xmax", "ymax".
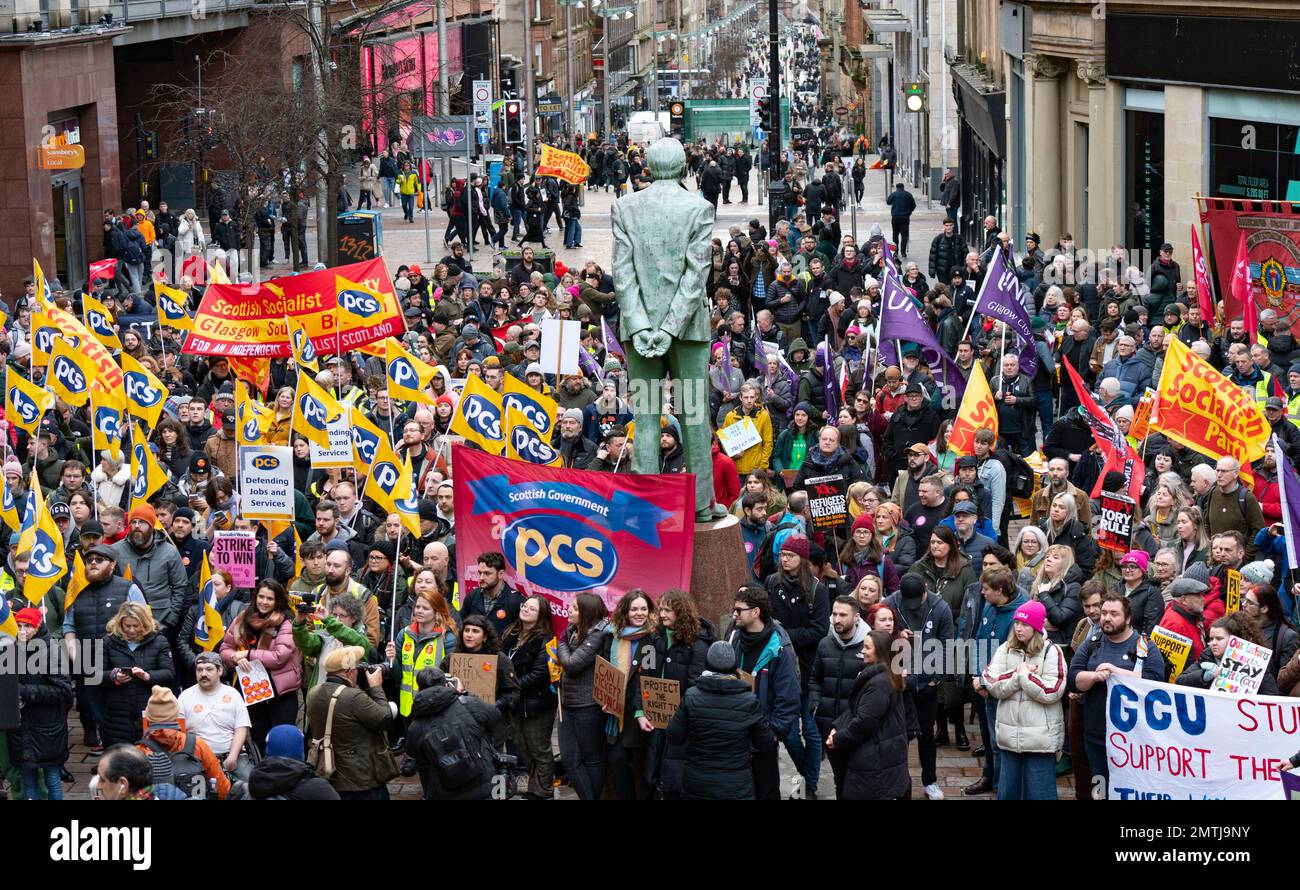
[{"xmin": 51, "ymin": 172, "xmax": 86, "ymax": 291}]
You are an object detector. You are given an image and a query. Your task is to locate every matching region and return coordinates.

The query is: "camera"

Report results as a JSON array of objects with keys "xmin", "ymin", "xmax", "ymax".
[{"xmin": 358, "ymin": 663, "xmax": 389, "ymax": 677}]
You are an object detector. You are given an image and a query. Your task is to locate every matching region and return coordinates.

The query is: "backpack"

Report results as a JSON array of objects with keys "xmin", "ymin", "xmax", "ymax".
[
  {"xmin": 143, "ymin": 733, "xmax": 209, "ymax": 800},
  {"xmin": 993, "ymin": 447, "xmax": 1035, "ymax": 499},
  {"xmin": 1196, "ymin": 486, "xmax": 1248, "ymax": 520},
  {"xmin": 425, "ymin": 711, "xmax": 482, "ymax": 790},
  {"xmin": 753, "ymin": 519, "xmax": 802, "ymax": 582}
]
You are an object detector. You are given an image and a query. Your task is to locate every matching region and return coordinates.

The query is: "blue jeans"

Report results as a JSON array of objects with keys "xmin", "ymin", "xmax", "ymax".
[
  {"xmin": 982, "ymin": 696, "xmax": 1002, "ymax": 786},
  {"xmin": 22, "ymin": 764, "xmax": 63, "ymax": 800},
  {"xmin": 564, "ymin": 218, "xmax": 582, "ymax": 248},
  {"xmin": 382, "ymin": 177, "xmax": 396, "ymax": 205},
  {"xmin": 400, "ymin": 193, "xmax": 415, "ymax": 222},
  {"xmin": 1036, "ymin": 390, "xmax": 1054, "ymax": 442},
  {"xmin": 781, "ymin": 691, "xmax": 822, "ymax": 795},
  {"xmin": 511, "ymin": 207, "xmax": 524, "ymax": 239},
  {"xmin": 946, "ymin": 205, "xmax": 959, "ymax": 223},
  {"xmin": 76, "ymin": 678, "xmax": 106, "ymax": 737},
  {"xmin": 997, "ymin": 751, "xmax": 1057, "ymax": 800}
]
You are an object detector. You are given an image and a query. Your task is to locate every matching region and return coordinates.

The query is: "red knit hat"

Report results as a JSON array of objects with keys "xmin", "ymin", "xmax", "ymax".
[
  {"xmin": 14, "ymin": 607, "xmax": 41, "ymax": 628},
  {"xmin": 851, "ymin": 513, "xmax": 875, "ymax": 534},
  {"xmin": 781, "ymin": 535, "xmax": 809, "ymax": 559}
]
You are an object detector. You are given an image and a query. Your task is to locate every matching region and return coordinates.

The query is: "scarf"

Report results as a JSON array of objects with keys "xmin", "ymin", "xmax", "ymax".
[
  {"xmin": 240, "ymin": 608, "xmax": 285, "ymax": 650},
  {"xmin": 606, "ymin": 624, "xmax": 652, "ymax": 735}
]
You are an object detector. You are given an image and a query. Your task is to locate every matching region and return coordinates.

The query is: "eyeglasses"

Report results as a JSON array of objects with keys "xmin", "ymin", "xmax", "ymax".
[
  {"xmin": 732, "ymin": 605, "xmax": 756, "ymax": 615},
  {"xmin": 1243, "ymin": 599, "xmax": 1260, "ymax": 609}
]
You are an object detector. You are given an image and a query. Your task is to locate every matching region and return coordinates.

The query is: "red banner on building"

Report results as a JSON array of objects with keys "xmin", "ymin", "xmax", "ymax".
[
  {"xmin": 1199, "ymin": 197, "xmax": 1300, "ymax": 336},
  {"xmin": 182, "ymin": 257, "xmax": 404, "ymax": 358},
  {"xmin": 451, "ymin": 445, "xmax": 695, "ymax": 629}
]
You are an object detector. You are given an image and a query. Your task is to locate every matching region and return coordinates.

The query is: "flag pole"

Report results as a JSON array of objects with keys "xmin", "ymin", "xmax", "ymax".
[{"xmin": 80, "ymin": 302, "xmax": 99, "ymax": 520}]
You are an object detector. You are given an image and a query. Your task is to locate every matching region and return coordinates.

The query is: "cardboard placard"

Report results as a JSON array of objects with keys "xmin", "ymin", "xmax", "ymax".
[
  {"xmin": 639, "ymin": 676, "xmax": 681, "ymax": 730},
  {"xmin": 592, "ymin": 656, "xmax": 628, "ymax": 726},
  {"xmin": 1226, "ymin": 568, "xmax": 1242, "ymax": 613},
  {"xmin": 236, "ymin": 660, "xmax": 275, "ymax": 704},
  {"xmin": 738, "ymin": 670, "xmax": 756, "ymax": 693},
  {"xmin": 1129, "ymin": 388, "xmax": 1157, "ymax": 442},
  {"xmin": 1097, "ymin": 492, "xmax": 1136, "ymax": 553},
  {"xmin": 212, "ymin": 530, "xmax": 258, "ymax": 588},
  {"xmin": 448, "ymin": 652, "xmax": 497, "ymax": 704},
  {"xmin": 310, "ymin": 410, "xmax": 354, "ymax": 469},
  {"xmin": 238, "ymin": 445, "xmax": 295, "ymax": 521},
  {"xmin": 804, "ymin": 473, "xmax": 848, "ymax": 530},
  {"xmin": 1212, "ymin": 634, "xmax": 1273, "ymax": 695},
  {"xmin": 1150, "ymin": 625, "xmax": 1194, "ymax": 681},
  {"xmin": 540, "ymin": 318, "xmax": 580, "ymax": 377},
  {"xmin": 717, "ymin": 416, "xmax": 762, "ymax": 458}
]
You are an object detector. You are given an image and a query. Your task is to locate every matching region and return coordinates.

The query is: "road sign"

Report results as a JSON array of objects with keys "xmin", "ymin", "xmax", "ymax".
[
  {"xmin": 478, "ymin": 129, "xmax": 489, "ymax": 145},
  {"xmin": 748, "ymin": 77, "xmax": 768, "ymax": 127},
  {"xmin": 474, "ymin": 109, "xmax": 490, "ymax": 128},
  {"xmin": 755, "ymin": 127, "xmax": 765, "ymax": 142},
  {"xmin": 472, "ymin": 79, "xmax": 493, "ymax": 116},
  {"xmin": 411, "ymin": 115, "xmax": 476, "ymax": 156}
]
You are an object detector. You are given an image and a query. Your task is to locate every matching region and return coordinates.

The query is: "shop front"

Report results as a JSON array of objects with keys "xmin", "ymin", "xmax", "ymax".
[
  {"xmin": 361, "ymin": 26, "xmax": 463, "ymax": 153},
  {"xmin": 950, "ymin": 61, "xmax": 1005, "ymax": 246}
]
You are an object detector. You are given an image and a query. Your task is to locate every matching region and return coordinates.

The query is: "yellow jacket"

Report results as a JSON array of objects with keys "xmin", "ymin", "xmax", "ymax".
[
  {"xmin": 721, "ymin": 404, "xmax": 773, "ymax": 476},
  {"xmin": 396, "ymin": 172, "xmax": 421, "ymax": 196}
]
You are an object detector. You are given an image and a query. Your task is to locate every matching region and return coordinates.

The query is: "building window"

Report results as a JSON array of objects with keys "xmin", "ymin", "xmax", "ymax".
[
  {"xmin": 1209, "ymin": 117, "xmax": 1300, "ymax": 202},
  {"xmin": 1125, "ymin": 109, "xmax": 1164, "ymax": 255}
]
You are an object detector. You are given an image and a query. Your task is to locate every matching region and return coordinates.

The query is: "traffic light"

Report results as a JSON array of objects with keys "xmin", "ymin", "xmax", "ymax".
[
  {"xmin": 144, "ymin": 130, "xmax": 160, "ymax": 159},
  {"xmin": 503, "ymin": 100, "xmax": 523, "ymax": 144},
  {"xmin": 904, "ymin": 81, "xmax": 926, "ymax": 113},
  {"xmin": 757, "ymin": 97, "xmax": 771, "ymax": 131}
]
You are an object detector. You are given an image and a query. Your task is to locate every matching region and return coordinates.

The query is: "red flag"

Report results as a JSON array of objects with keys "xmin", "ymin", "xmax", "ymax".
[
  {"xmin": 227, "ymin": 356, "xmax": 272, "ymax": 397},
  {"xmin": 88, "ymin": 258, "xmax": 117, "ymax": 284},
  {"xmin": 1189, "ymin": 225, "xmax": 1216, "ymax": 324},
  {"xmin": 1231, "ymin": 231, "xmax": 1256, "ymax": 339},
  {"xmin": 1060, "ymin": 356, "xmax": 1145, "ymax": 504}
]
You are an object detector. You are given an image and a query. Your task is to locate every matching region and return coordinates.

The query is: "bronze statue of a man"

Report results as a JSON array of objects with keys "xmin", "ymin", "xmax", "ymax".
[{"xmin": 611, "ymin": 137, "xmax": 721, "ymax": 522}]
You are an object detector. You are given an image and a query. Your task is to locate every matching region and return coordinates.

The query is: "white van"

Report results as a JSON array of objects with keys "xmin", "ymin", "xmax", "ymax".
[{"xmin": 626, "ymin": 111, "xmax": 666, "ymax": 146}]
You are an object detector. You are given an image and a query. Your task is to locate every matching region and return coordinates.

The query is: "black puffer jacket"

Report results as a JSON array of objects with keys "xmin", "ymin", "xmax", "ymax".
[
  {"xmin": 102, "ymin": 631, "xmax": 176, "ymax": 746},
  {"xmin": 644, "ymin": 619, "xmax": 715, "ymax": 795},
  {"xmin": 13, "ymin": 626, "xmax": 74, "ymax": 766},
  {"xmin": 1121, "ymin": 578, "xmax": 1165, "ymax": 636},
  {"xmin": 402, "ymin": 684, "xmax": 500, "ymax": 800},
  {"xmin": 665, "ymin": 673, "xmax": 772, "ymax": 800},
  {"xmin": 243, "ymin": 757, "xmax": 342, "ymax": 800},
  {"xmin": 764, "ymin": 572, "xmax": 831, "ymax": 691},
  {"xmin": 1039, "ymin": 517, "xmax": 1099, "ymax": 576},
  {"xmin": 834, "ymin": 663, "xmax": 910, "ymax": 800},
  {"xmin": 501, "ymin": 630, "xmax": 557, "ymax": 719},
  {"xmin": 808, "ymin": 618, "xmax": 868, "ymax": 738}
]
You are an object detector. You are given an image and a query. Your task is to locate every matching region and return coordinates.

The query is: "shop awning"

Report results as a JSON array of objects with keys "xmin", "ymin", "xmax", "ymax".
[
  {"xmin": 857, "ymin": 43, "xmax": 893, "ymax": 58},
  {"xmin": 950, "ymin": 60, "xmax": 1006, "ymax": 158}
]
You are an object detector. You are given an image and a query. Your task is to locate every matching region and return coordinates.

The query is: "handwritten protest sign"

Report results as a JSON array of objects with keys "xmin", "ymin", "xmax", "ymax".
[
  {"xmin": 1150, "ymin": 625, "xmax": 1194, "ymax": 681},
  {"xmin": 593, "ymin": 657, "xmax": 628, "ymax": 727},
  {"xmin": 717, "ymin": 417, "xmax": 762, "ymax": 458},
  {"xmin": 1226, "ymin": 569, "xmax": 1242, "ymax": 613},
  {"xmin": 1106, "ymin": 675, "xmax": 1293, "ymax": 799},
  {"xmin": 1213, "ymin": 635, "xmax": 1273, "ymax": 695},
  {"xmin": 212, "ymin": 530, "xmax": 257, "ymax": 587},
  {"xmin": 639, "ymin": 676, "xmax": 681, "ymax": 730},
  {"xmin": 448, "ymin": 653, "xmax": 497, "ymax": 704}
]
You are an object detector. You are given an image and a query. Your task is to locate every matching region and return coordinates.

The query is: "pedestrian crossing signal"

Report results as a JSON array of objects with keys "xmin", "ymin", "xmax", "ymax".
[
  {"xmin": 904, "ymin": 82, "xmax": 926, "ymax": 113},
  {"xmin": 504, "ymin": 100, "xmax": 524, "ymax": 144}
]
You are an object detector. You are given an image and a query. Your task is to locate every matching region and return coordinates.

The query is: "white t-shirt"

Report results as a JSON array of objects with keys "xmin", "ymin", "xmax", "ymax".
[{"xmin": 177, "ymin": 684, "xmax": 252, "ymax": 755}]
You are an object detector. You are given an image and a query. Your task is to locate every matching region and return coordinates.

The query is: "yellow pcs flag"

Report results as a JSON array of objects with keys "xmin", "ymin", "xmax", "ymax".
[
  {"xmin": 286, "ymin": 315, "xmax": 320, "ymax": 373},
  {"xmin": 32, "ymin": 258, "xmax": 51, "ymax": 311},
  {"xmin": 129, "ymin": 424, "xmax": 170, "ymax": 508},
  {"xmin": 121, "ymin": 353, "xmax": 170, "ymax": 428},
  {"xmin": 5, "ymin": 369, "xmax": 54, "ymax": 436},
  {"xmin": 385, "ymin": 337, "xmax": 437, "ymax": 404},
  {"xmin": 503, "ymin": 374, "xmax": 558, "ymax": 438},
  {"xmin": 335, "ymin": 275, "xmax": 389, "ymax": 333},
  {"xmin": 293, "ymin": 370, "xmax": 344, "ymax": 450},
  {"xmin": 194, "ymin": 553, "xmax": 225, "ymax": 652},
  {"xmin": 0, "ymin": 477, "xmax": 19, "ymax": 533},
  {"xmin": 449, "ymin": 372, "xmax": 504, "ymax": 454},
  {"xmin": 47, "ymin": 337, "xmax": 96, "ymax": 406},
  {"xmin": 947, "ymin": 361, "xmax": 998, "ymax": 457},
  {"xmin": 236, "ymin": 381, "xmax": 276, "ymax": 446},
  {"xmin": 155, "ymin": 282, "xmax": 193, "ymax": 331},
  {"xmin": 349, "ymin": 407, "xmax": 389, "ymax": 477},
  {"xmin": 91, "ymin": 387, "xmax": 127, "ymax": 454},
  {"xmin": 23, "ymin": 477, "xmax": 67, "ymax": 604},
  {"xmin": 367, "ymin": 438, "xmax": 420, "ymax": 536},
  {"xmin": 0, "ymin": 596, "xmax": 16, "ymax": 638},
  {"xmin": 506, "ymin": 405, "xmax": 562, "ymax": 467},
  {"xmin": 208, "ymin": 261, "xmax": 231, "ymax": 285},
  {"xmin": 63, "ymin": 550, "xmax": 89, "ymax": 612},
  {"xmin": 83, "ymin": 293, "xmax": 122, "ymax": 351},
  {"xmin": 29, "ymin": 311, "xmax": 64, "ymax": 368}
]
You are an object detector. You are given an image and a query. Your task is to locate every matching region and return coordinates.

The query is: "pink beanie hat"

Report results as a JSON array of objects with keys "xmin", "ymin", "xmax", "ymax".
[{"xmin": 1014, "ymin": 600, "xmax": 1047, "ymax": 635}]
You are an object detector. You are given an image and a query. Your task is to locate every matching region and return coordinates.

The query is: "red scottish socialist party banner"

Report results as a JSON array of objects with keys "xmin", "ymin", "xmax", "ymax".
[
  {"xmin": 182, "ymin": 257, "xmax": 404, "ymax": 358},
  {"xmin": 452, "ymin": 445, "xmax": 695, "ymax": 628},
  {"xmin": 1199, "ymin": 197, "xmax": 1300, "ymax": 336}
]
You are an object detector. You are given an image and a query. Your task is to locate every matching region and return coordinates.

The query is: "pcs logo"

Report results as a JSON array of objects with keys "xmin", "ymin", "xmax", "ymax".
[
  {"xmin": 390, "ymin": 358, "xmax": 420, "ymax": 389},
  {"xmin": 511, "ymin": 425, "xmax": 558, "ymax": 465},
  {"xmin": 462, "ymin": 396, "xmax": 501, "ymax": 440},
  {"xmin": 243, "ymin": 418, "xmax": 262, "ymax": 442},
  {"xmin": 505, "ymin": 395, "xmax": 553, "ymax": 436},
  {"xmin": 52, "ymin": 356, "xmax": 86, "ymax": 393},
  {"xmin": 29, "ymin": 532, "xmax": 61, "ymax": 578},
  {"xmin": 125, "ymin": 371, "xmax": 163, "ymax": 407},
  {"xmin": 251, "ymin": 455, "xmax": 280, "ymax": 470},
  {"xmin": 95, "ymin": 408, "xmax": 122, "ymax": 441},
  {"xmin": 298, "ymin": 393, "xmax": 336, "ymax": 430},
  {"xmin": 503, "ymin": 515, "xmax": 617, "ymax": 592},
  {"xmin": 292, "ymin": 327, "xmax": 318, "ymax": 362},
  {"xmin": 8, "ymin": 387, "xmax": 38, "ymax": 425},
  {"xmin": 338, "ymin": 289, "xmax": 382, "ymax": 318},
  {"xmin": 352, "ymin": 427, "xmax": 380, "ymax": 465},
  {"xmin": 372, "ymin": 460, "xmax": 402, "ymax": 492}
]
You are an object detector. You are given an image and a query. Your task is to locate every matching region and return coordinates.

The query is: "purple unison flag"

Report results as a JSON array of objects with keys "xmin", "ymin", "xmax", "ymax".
[
  {"xmin": 878, "ymin": 274, "xmax": 967, "ymax": 403},
  {"xmin": 974, "ymin": 246, "xmax": 1036, "ymax": 376},
  {"xmin": 600, "ymin": 316, "xmax": 625, "ymax": 361},
  {"xmin": 751, "ymin": 325, "xmax": 769, "ymax": 374},
  {"xmin": 578, "ymin": 347, "xmax": 603, "ymax": 383},
  {"xmin": 819, "ymin": 337, "xmax": 840, "ymax": 419},
  {"xmin": 1275, "ymin": 436, "xmax": 1300, "ymax": 570},
  {"xmin": 721, "ymin": 333, "xmax": 733, "ymax": 372}
]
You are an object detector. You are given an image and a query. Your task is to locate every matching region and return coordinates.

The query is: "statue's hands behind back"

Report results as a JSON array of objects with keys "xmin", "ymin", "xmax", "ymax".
[{"xmin": 634, "ymin": 330, "xmax": 670, "ymax": 358}]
